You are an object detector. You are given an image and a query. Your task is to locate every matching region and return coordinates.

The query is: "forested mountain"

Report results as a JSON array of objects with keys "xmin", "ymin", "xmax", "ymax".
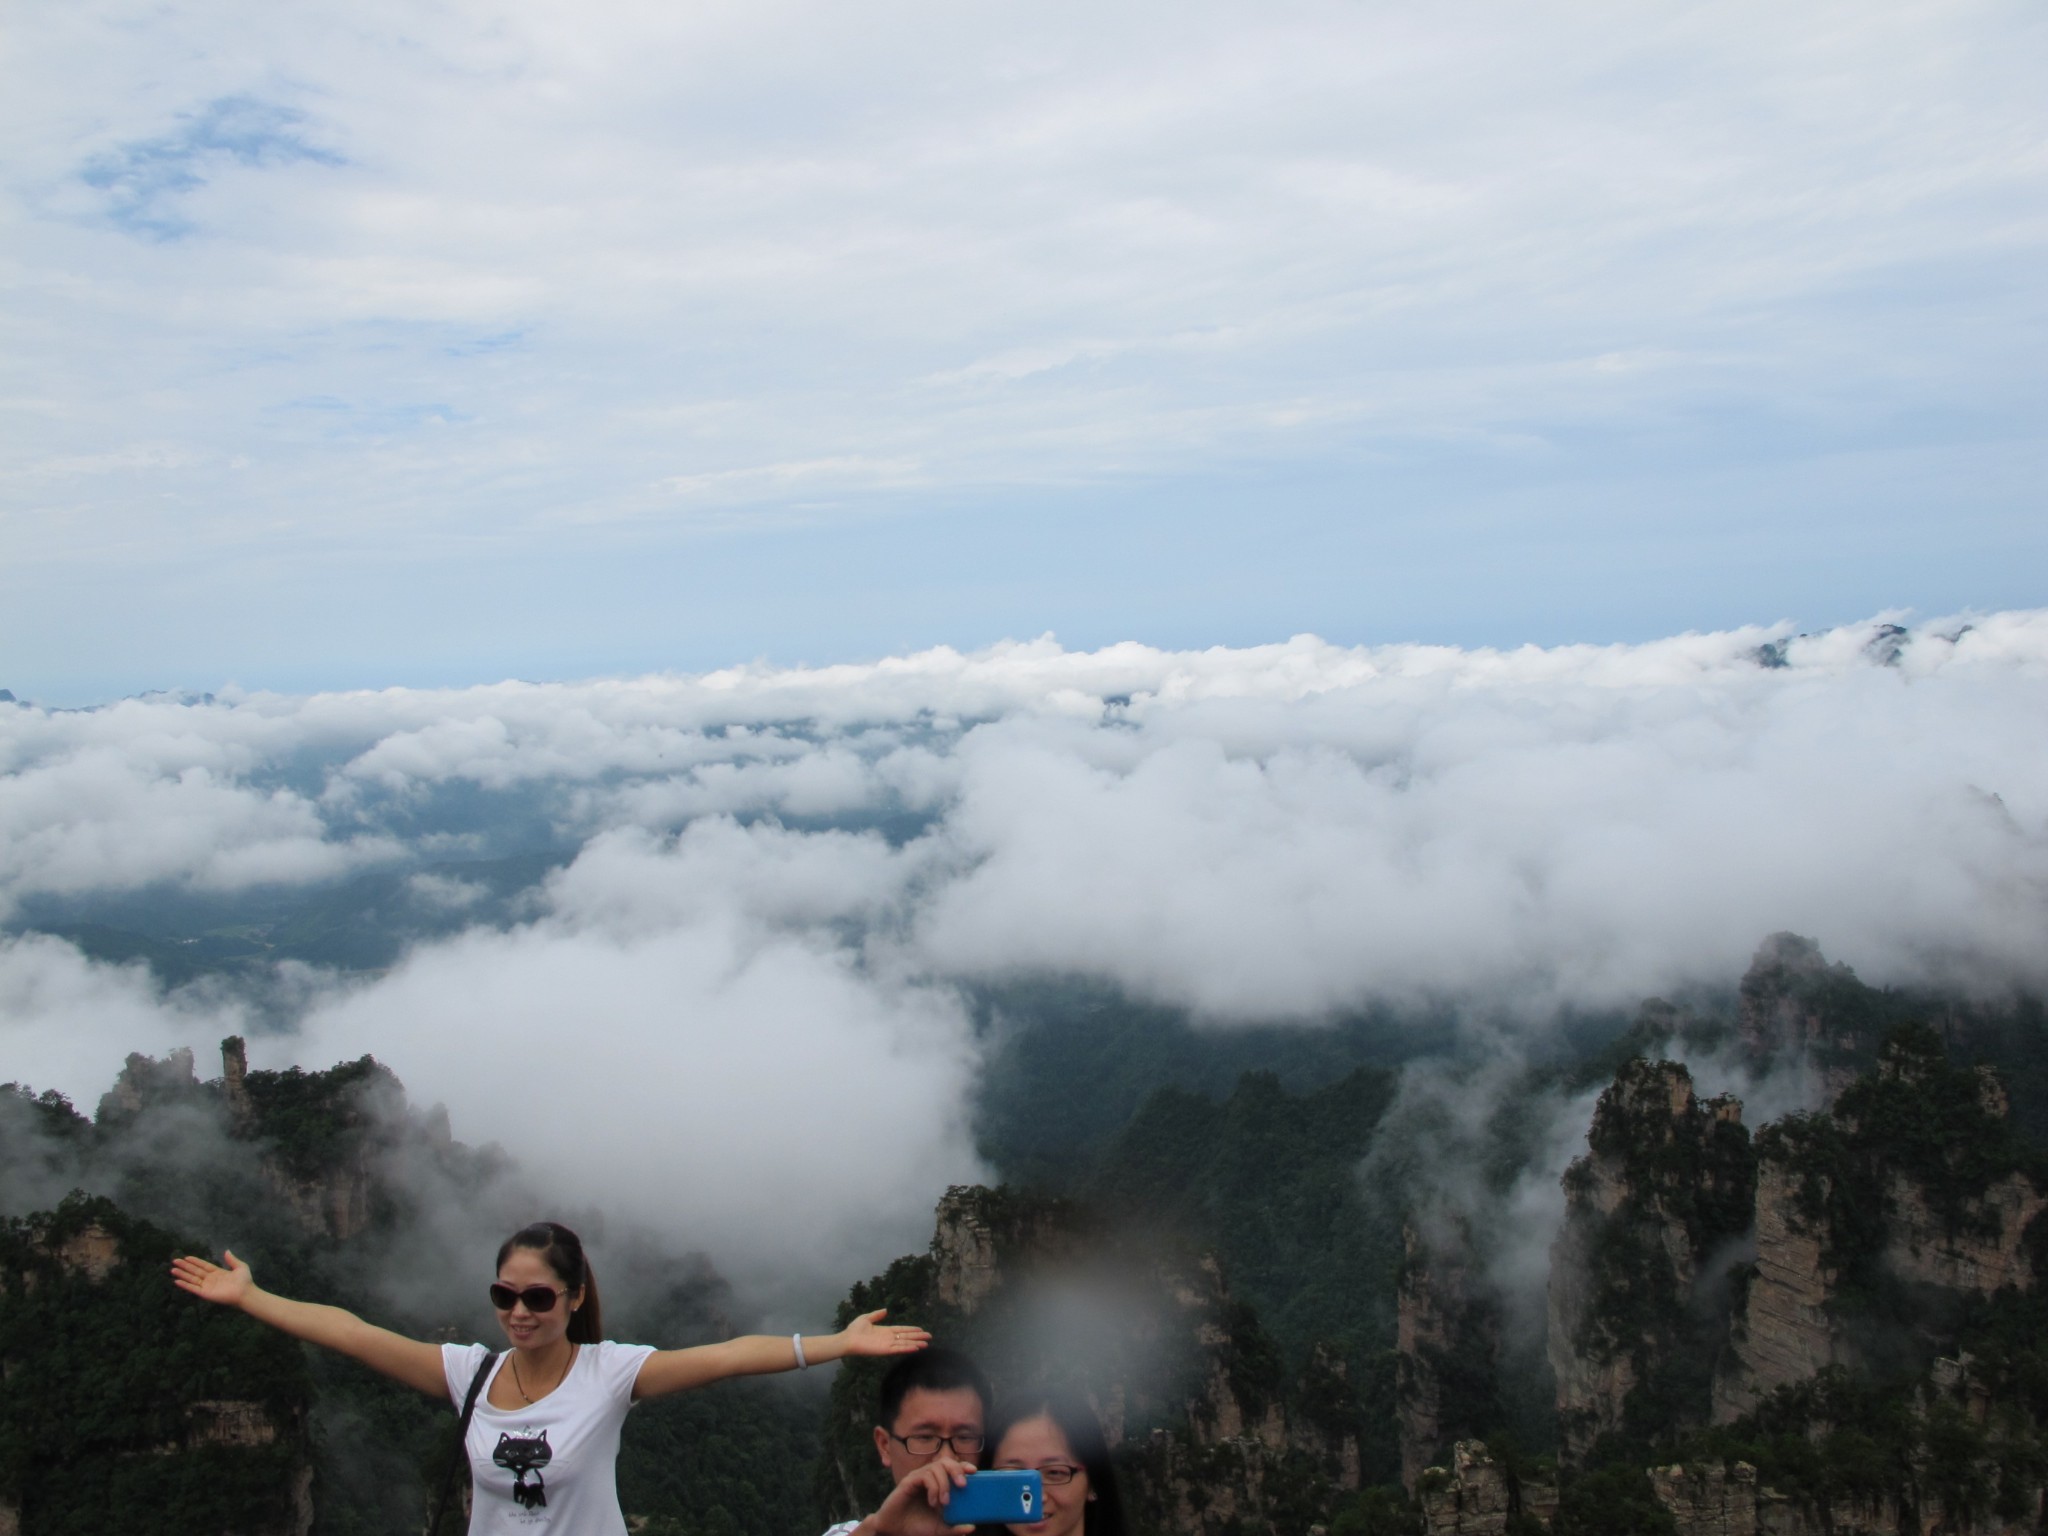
[
  {"xmin": 0, "ymin": 1043, "xmax": 818, "ymax": 1536},
  {"xmin": 3, "ymin": 934, "xmax": 2044, "ymax": 1533}
]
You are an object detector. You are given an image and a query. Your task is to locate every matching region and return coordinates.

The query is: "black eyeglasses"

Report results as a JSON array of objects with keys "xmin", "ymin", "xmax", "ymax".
[
  {"xmin": 489, "ymin": 1283, "xmax": 569, "ymax": 1313},
  {"xmin": 888, "ymin": 1430, "xmax": 986, "ymax": 1457},
  {"xmin": 1022, "ymin": 1464, "xmax": 1082, "ymax": 1487}
]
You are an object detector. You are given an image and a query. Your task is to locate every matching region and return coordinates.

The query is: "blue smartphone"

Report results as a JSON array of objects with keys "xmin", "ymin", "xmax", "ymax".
[{"xmin": 941, "ymin": 1470, "xmax": 1044, "ymax": 1526}]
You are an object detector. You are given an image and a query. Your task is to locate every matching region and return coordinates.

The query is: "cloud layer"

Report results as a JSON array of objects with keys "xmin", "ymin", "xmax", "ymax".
[{"xmin": 3, "ymin": 612, "xmax": 2045, "ymax": 1285}]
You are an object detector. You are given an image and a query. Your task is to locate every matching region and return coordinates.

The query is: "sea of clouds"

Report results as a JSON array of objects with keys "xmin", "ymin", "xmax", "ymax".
[{"xmin": 3, "ymin": 609, "xmax": 2045, "ymax": 1292}]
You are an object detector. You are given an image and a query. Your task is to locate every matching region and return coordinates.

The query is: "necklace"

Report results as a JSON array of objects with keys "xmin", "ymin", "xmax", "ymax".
[{"xmin": 509, "ymin": 1343, "xmax": 575, "ymax": 1403}]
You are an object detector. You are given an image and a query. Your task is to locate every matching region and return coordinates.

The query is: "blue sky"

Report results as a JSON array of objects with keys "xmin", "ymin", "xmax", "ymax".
[{"xmin": 4, "ymin": 0, "xmax": 2044, "ymax": 704}]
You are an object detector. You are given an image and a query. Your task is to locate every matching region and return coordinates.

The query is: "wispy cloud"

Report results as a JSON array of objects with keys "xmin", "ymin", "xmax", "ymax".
[
  {"xmin": 3, "ymin": 1, "xmax": 2043, "ymax": 697},
  {"xmin": 78, "ymin": 94, "xmax": 345, "ymax": 240}
]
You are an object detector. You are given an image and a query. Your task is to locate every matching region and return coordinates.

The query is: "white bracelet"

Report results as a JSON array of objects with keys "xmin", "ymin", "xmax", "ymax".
[{"xmin": 792, "ymin": 1333, "xmax": 809, "ymax": 1369}]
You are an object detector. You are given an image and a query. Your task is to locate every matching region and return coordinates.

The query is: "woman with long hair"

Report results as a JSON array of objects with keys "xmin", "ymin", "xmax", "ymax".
[
  {"xmin": 172, "ymin": 1219, "xmax": 927, "ymax": 1534},
  {"xmin": 982, "ymin": 1390, "xmax": 1128, "ymax": 1536}
]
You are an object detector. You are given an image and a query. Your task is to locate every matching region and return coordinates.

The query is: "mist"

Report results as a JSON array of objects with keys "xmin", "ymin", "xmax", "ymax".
[{"xmin": 3, "ymin": 610, "xmax": 2044, "ymax": 1296}]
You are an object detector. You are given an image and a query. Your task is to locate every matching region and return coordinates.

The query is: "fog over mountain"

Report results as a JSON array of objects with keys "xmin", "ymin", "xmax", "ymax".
[{"xmin": 3, "ymin": 610, "xmax": 2044, "ymax": 1293}]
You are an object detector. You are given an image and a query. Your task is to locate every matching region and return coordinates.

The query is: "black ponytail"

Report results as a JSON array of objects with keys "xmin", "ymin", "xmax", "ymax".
[{"xmin": 498, "ymin": 1221, "xmax": 604, "ymax": 1343}]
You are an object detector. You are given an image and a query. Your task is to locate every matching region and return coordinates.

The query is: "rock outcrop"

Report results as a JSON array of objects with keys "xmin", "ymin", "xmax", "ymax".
[
  {"xmin": 1883, "ymin": 1170, "xmax": 2045, "ymax": 1295},
  {"xmin": 1711, "ymin": 1158, "xmax": 1839, "ymax": 1421},
  {"xmin": 1735, "ymin": 934, "xmax": 1870, "ymax": 1104},
  {"xmin": 1649, "ymin": 1454, "xmax": 2043, "ymax": 1536},
  {"xmin": 1650, "ymin": 1462, "xmax": 1797, "ymax": 1536},
  {"xmin": 932, "ymin": 1184, "xmax": 1090, "ymax": 1314},
  {"xmin": 1416, "ymin": 1441, "xmax": 1558, "ymax": 1536},
  {"xmin": 1548, "ymin": 1060, "xmax": 1753, "ymax": 1461},
  {"xmin": 835, "ymin": 1186, "xmax": 1361, "ymax": 1536},
  {"xmin": 0, "ymin": 1197, "xmax": 315, "ymax": 1536},
  {"xmin": 1397, "ymin": 1218, "xmax": 1500, "ymax": 1490},
  {"xmin": 1716, "ymin": 1024, "xmax": 2047, "ymax": 1421},
  {"xmin": 95, "ymin": 1045, "xmax": 201, "ymax": 1121}
]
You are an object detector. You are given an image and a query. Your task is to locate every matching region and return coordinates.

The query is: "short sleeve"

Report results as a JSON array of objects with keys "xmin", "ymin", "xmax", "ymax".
[
  {"xmin": 590, "ymin": 1340, "xmax": 658, "ymax": 1403},
  {"xmin": 441, "ymin": 1342, "xmax": 495, "ymax": 1409}
]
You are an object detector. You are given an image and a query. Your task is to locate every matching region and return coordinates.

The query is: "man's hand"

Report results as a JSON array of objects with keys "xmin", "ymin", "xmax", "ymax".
[{"xmin": 863, "ymin": 1455, "xmax": 977, "ymax": 1536}]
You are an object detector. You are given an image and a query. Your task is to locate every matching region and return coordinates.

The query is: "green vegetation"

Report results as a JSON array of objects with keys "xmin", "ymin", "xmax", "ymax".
[
  {"xmin": 1090, "ymin": 1067, "xmax": 1403, "ymax": 1364},
  {"xmin": 10, "ymin": 935, "xmax": 2048, "ymax": 1531},
  {"xmin": 970, "ymin": 978, "xmax": 1435, "ymax": 1191},
  {"xmin": 1549, "ymin": 1464, "xmax": 1675, "ymax": 1536},
  {"xmin": 1, "ymin": 1048, "xmax": 823, "ymax": 1533},
  {"xmin": 240, "ymin": 1056, "xmax": 401, "ymax": 1180},
  {"xmin": 1561, "ymin": 1060, "xmax": 1756, "ymax": 1461},
  {"xmin": 0, "ymin": 1195, "xmax": 314, "ymax": 1534}
]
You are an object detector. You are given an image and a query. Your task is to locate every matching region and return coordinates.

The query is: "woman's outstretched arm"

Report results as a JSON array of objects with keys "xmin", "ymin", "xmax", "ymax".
[
  {"xmin": 172, "ymin": 1250, "xmax": 450, "ymax": 1398},
  {"xmin": 632, "ymin": 1308, "xmax": 929, "ymax": 1401}
]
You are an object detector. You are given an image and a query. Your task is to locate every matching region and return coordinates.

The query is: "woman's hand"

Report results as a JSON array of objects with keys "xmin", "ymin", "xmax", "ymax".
[
  {"xmin": 171, "ymin": 1250, "xmax": 255, "ymax": 1309},
  {"xmin": 839, "ymin": 1308, "xmax": 932, "ymax": 1358}
]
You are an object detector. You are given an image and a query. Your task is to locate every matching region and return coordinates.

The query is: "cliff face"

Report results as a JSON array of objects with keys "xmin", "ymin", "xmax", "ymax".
[
  {"xmin": 1735, "ymin": 933, "xmax": 1875, "ymax": 1104},
  {"xmin": 90, "ymin": 1038, "xmax": 463, "ymax": 1244},
  {"xmin": 1415, "ymin": 1441, "xmax": 1558, "ymax": 1536},
  {"xmin": 230, "ymin": 1039, "xmax": 407, "ymax": 1242},
  {"xmin": 1397, "ymin": 1218, "xmax": 1502, "ymax": 1491},
  {"xmin": 1547, "ymin": 1060, "xmax": 1753, "ymax": 1462},
  {"xmin": 1650, "ymin": 1462, "xmax": 1798, "ymax": 1536},
  {"xmin": 3, "ymin": 1040, "xmax": 550, "ymax": 1534},
  {"xmin": 829, "ymin": 1186, "xmax": 1360, "ymax": 1536},
  {"xmin": 1883, "ymin": 1168, "xmax": 2045, "ymax": 1296},
  {"xmin": 1711, "ymin": 1157, "xmax": 1838, "ymax": 1421},
  {"xmin": 931, "ymin": 1183, "xmax": 1092, "ymax": 1315},
  {"xmin": 1651, "ymin": 1433, "xmax": 2046, "ymax": 1536},
  {"xmin": 1716, "ymin": 1024, "xmax": 2047, "ymax": 1422},
  {"xmin": 0, "ymin": 1196, "xmax": 315, "ymax": 1536}
]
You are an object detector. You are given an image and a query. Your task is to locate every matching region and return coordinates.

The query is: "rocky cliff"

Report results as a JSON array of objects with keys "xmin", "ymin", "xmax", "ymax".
[
  {"xmin": 0, "ymin": 1041, "xmax": 536, "ymax": 1533},
  {"xmin": 1716, "ymin": 1023, "xmax": 2047, "ymax": 1421},
  {"xmin": 1397, "ymin": 1217, "xmax": 1503, "ymax": 1490},
  {"xmin": 0, "ymin": 1196, "xmax": 315, "ymax": 1535},
  {"xmin": 1735, "ymin": 933, "xmax": 1878, "ymax": 1105},
  {"xmin": 1547, "ymin": 1059, "xmax": 1753, "ymax": 1463},
  {"xmin": 1416, "ymin": 1441, "xmax": 1558, "ymax": 1536},
  {"xmin": 1509, "ymin": 998, "xmax": 2048, "ymax": 1536},
  {"xmin": 823, "ymin": 1185, "xmax": 1361, "ymax": 1536}
]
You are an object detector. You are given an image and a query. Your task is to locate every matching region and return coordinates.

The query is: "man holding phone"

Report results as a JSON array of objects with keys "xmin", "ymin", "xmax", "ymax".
[{"xmin": 822, "ymin": 1346, "xmax": 993, "ymax": 1536}]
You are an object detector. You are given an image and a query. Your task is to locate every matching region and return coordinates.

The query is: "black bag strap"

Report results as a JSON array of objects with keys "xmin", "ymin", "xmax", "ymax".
[{"xmin": 429, "ymin": 1351, "xmax": 498, "ymax": 1535}]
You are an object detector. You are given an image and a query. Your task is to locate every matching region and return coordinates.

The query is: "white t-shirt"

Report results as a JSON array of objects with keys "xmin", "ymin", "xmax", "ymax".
[{"xmin": 442, "ymin": 1341, "xmax": 656, "ymax": 1535}]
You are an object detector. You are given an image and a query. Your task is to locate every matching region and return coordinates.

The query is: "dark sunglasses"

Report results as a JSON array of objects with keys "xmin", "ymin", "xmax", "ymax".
[{"xmin": 489, "ymin": 1283, "xmax": 569, "ymax": 1313}]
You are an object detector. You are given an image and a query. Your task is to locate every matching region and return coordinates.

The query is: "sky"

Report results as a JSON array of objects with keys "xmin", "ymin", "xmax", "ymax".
[
  {"xmin": 4, "ymin": 610, "xmax": 2045, "ymax": 1295},
  {"xmin": 5, "ymin": 0, "xmax": 2046, "ymax": 704}
]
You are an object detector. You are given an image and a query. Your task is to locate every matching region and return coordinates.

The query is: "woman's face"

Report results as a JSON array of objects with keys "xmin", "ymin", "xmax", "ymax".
[
  {"xmin": 493, "ymin": 1247, "xmax": 581, "ymax": 1352},
  {"xmin": 993, "ymin": 1413, "xmax": 1090, "ymax": 1536}
]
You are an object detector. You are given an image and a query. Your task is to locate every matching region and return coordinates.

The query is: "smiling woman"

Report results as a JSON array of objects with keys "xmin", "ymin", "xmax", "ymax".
[
  {"xmin": 984, "ymin": 1391, "xmax": 1127, "ymax": 1536},
  {"xmin": 171, "ymin": 1218, "xmax": 931, "ymax": 1535}
]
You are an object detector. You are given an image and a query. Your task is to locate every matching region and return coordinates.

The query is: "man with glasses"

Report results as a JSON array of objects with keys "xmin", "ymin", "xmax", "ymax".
[{"xmin": 823, "ymin": 1346, "xmax": 994, "ymax": 1536}]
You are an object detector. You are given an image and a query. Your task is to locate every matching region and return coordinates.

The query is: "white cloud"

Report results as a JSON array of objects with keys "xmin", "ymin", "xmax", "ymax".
[
  {"xmin": 4, "ymin": 0, "xmax": 2041, "ymax": 577},
  {"xmin": 4, "ymin": 612, "xmax": 2045, "ymax": 1007},
  {"xmin": 0, "ymin": 935, "xmax": 249, "ymax": 1107},
  {"xmin": 2, "ymin": 611, "xmax": 2044, "ymax": 1288},
  {"xmin": 289, "ymin": 897, "xmax": 984, "ymax": 1293},
  {"xmin": 0, "ymin": 746, "xmax": 397, "ymax": 910}
]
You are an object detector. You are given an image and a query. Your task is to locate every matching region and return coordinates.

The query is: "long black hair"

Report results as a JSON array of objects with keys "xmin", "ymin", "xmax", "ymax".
[
  {"xmin": 983, "ymin": 1390, "xmax": 1127, "ymax": 1536},
  {"xmin": 497, "ymin": 1221, "xmax": 603, "ymax": 1344}
]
